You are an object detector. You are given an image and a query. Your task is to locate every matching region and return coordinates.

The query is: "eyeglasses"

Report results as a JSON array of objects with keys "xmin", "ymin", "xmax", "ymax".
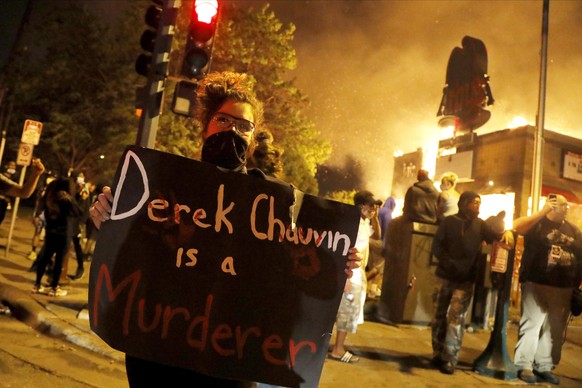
[{"xmin": 212, "ymin": 112, "xmax": 255, "ymax": 134}]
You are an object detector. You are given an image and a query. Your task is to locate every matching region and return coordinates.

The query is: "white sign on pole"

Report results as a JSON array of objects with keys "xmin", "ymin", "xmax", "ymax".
[
  {"xmin": 21, "ymin": 119, "xmax": 43, "ymax": 145},
  {"xmin": 16, "ymin": 142, "xmax": 34, "ymax": 166}
]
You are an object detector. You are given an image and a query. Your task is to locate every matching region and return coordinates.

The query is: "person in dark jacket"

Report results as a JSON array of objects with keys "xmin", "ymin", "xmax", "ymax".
[
  {"xmin": 32, "ymin": 178, "xmax": 83, "ymax": 297},
  {"xmin": 403, "ymin": 169, "xmax": 439, "ymax": 224},
  {"xmin": 430, "ymin": 191, "xmax": 513, "ymax": 375}
]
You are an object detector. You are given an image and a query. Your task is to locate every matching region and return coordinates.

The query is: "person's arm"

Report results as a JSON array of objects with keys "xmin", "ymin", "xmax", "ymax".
[
  {"xmin": 89, "ymin": 186, "xmax": 114, "ymax": 229},
  {"xmin": 431, "ymin": 219, "xmax": 453, "ymax": 264},
  {"xmin": 513, "ymin": 201, "xmax": 553, "ymax": 235},
  {"xmin": 482, "ymin": 219, "xmax": 515, "ymax": 247},
  {"xmin": 370, "ymin": 210, "xmax": 381, "ymax": 240},
  {"xmin": 5, "ymin": 159, "xmax": 45, "ymax": 198}
]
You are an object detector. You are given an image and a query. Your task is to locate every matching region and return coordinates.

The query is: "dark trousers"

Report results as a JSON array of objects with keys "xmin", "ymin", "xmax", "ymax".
[
  {"xmin": 72, "ymin": 235, "xmax": 84, "ymax": 270},
  {"xmin": 35, "ymin": 233, "xmax": 71, "ymax": 289}
]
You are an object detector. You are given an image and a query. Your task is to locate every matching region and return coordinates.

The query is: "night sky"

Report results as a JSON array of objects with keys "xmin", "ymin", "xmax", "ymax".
[{"xmin": 3, "ymin": 0, "xmax": 582, "ymax": 198}]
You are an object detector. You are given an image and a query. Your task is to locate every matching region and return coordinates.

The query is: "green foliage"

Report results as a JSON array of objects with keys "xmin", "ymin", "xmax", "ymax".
[
  {"xmin": 163, "ymin": 2, "xmax": 331, "ymax": 194},
  {"xmin": 1, "ymin": 1, "xmax": 331, "ymax": 191},
  {"xmin": 213, "ymin": 3, "xmax": 331, "ymax": 194},
  {"xmin": 2, "ymin": 1, "xmax": 139, "ymax": 184},
  {"xmin": 325, "ymin": 190, "xmax": 357, "ymax": 205}
]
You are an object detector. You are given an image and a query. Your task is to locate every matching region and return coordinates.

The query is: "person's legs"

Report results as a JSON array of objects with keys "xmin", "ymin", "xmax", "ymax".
[
  {"xmin": 442, "ymin": 281, "xmax": 473, "ymax": 365},
  {"xmin": 34, "ymin": 240, "xmax": 55, "ymax": 291},
  {"xmin": 431, "ymin": 277, "xmax": 453, "ymax": 360},
  {"xmin": 72, "ymin": 235, "xmax": 85, "ymax": 279},
  {"xmin": 534, "ymin": 283, "xmax": 572, "ymax": 372},
  {"xmin": 515, "ymin": 282, "xmax": 546, "ymax": 371},
  {"xmin": 49, "ymin": 235, "xmax": 70, "ymax": 289},
  {"xmin": 331, "ymin": 330, "xmax": 349, "ymax": 357},
  {"xmin": 331, "ymin": 284, "xmax": 361, "ymax": 362}
]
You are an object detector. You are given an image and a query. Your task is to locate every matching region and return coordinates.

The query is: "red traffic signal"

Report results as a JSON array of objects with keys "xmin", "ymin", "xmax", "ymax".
[{"xmin": 181, "ymin": 0, "xmax": 219, "ymax": 79}]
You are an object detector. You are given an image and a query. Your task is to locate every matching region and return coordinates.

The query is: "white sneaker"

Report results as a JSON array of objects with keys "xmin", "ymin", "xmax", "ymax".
[
  {"xmin": 32, "ymin": 284, "xmax": 45, "ymax": 294},
  {"xmin": 48, "ymin": 287, "xmax": 67, "ymax": 297}
]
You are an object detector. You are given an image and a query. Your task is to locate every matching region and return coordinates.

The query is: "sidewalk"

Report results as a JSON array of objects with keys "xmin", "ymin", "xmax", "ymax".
[{"xmin": 1, "ymin": 205, "xmax": 582, "ymax": 387}]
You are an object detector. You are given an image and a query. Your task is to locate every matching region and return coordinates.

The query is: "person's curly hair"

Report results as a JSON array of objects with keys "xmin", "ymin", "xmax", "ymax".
[
  {"xmin": 440, "ymin": 171, "xmax": 458, "ymax": 187},
  {"xmin": 250, "ymin": 129, "xmax": 284, "ymax": 178},
  {"xmin": 195, "ymin": 71, "xmax": 264, "ymax": 134}
]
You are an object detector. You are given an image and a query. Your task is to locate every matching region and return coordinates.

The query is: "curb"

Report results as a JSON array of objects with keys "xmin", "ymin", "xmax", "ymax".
[{"xmin": 0, "ymin": 281, "xmax": 124, "ymax": 362}]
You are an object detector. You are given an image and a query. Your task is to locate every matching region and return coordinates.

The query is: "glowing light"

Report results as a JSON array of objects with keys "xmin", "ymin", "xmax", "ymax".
[
  {"xmin": 488, "ymin": 180, "xmax": 494, "ymax": 186},
  {"xmin": 440, "ymin": 125, "xmax": 455, "ymax": 139},
  {"xmin": 99, "ymin": 155, "xmax": 105, "ymax": 160},
  {"xmin": 509, "ymin": 116, "xmax": 529, "ymax": 128},
  {"xmin": 480, "ymin": 193, "xmax": 515, "ymax": 230},
  {"xmin": 393, "ymin": 150, "xmax": 404, "ymax": 157},
  {"xmin": 195, "ymin": 0, "xmax": 218, "ymax": 23},
  {"xmin": 423, "ymin": 140, "xmax": 439, "ymax": 180}
]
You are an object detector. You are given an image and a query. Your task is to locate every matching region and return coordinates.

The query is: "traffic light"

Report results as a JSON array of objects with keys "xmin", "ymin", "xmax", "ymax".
[
  {"xmin": 135, "ymin": 0, "xmax": 163, "ymax": 77},
  {"xmin": 181, "ymin": 0, "xmax": 219, "ymax": 79},
  {"xmin": 437, "ymin": 36, "xmax": 494, "ymax": 135}
]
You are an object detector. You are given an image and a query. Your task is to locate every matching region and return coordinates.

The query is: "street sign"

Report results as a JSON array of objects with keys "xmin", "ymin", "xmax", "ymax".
[
  {"xmin": 21, "ymin": 119, "xmax": 43, "ymax": 145},
  {"xmin": 16, "ymin": 142, "xmax": 34, "ymax": 166}
]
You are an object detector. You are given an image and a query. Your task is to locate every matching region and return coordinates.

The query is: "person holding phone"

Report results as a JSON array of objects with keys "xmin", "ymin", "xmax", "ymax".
[{"xmin": 513, "ymin": 194, "xmax": 582, "ymax": 385}]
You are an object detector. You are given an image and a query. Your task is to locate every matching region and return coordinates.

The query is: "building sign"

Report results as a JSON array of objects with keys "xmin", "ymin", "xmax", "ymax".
[
  {"xmin": 563, "ymin": 150, "xmax": 582, "ymax": 182},
  {"xmin": 435, "ymin": 150, "xmax": 474, "ymax": 182},
  {"xmin": 89, "ymin": 146, "xmax": 360, "ymax": 387}
]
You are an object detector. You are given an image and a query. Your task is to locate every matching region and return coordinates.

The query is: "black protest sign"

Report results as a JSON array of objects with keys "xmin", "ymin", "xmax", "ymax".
[{"xmin": 89, "ymin": 146, "xmax": 360, "ymax": 388}]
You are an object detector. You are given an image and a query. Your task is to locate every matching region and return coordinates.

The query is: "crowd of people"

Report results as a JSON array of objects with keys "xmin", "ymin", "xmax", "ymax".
[
  {"xmin": 7, "ymin": 70, "xmax": 579, "ymax": 386},
  {"xmin": 0, "ymin": 158, "xmax": 98, "ymax": 297},
  {"xmin": 376, "ymin": 168, "xmax": 581, "ymax": 385}
]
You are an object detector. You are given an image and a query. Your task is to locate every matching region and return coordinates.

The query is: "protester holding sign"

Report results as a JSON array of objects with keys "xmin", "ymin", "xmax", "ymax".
[{"xmin": 90, "ymin": 71, "xmax": 363, "ymax": 387}]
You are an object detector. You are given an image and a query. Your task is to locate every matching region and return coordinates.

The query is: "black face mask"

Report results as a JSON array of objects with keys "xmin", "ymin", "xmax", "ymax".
[{"xmin": 201, "ymin": 130, "xmax": 249, "ymax": 172}]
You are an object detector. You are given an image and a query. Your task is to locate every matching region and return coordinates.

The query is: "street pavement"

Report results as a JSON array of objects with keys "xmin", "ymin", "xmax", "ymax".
[{"xmin": 1, "ymin": 205, "xmax": 582, "ymax": 387}]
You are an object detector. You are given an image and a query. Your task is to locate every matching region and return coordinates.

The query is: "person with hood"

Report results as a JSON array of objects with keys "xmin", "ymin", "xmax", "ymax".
[
  {"xmin": 403, "ymin": 169, "xmax": 439, "ymax": 224},
  {"xmin": 430, "ymin": 191, "xmax": 513, "ymax": 375},
  {"xmin": 378, "ymin": 196, "xmax": 396, "ymax": 240}
]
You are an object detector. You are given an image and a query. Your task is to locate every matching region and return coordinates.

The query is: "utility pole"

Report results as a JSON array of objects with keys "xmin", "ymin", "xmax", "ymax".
[{"xmin": 531, "ymin": 0, "xmax": 549, "ymax": 213}]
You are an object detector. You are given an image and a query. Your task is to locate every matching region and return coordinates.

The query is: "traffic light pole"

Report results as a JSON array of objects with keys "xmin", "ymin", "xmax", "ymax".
[{"xmin": 136, "ymin": 0, "xmax": 181, "ymax": 148}]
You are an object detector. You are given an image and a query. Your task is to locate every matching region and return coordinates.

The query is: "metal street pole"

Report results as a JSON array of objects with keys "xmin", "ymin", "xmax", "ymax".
[
  {"xmin": 531, "ymin": 0, "xmax": 550, "ymax": 213},
  {"xmin": 5, "ymin": 166, "xmax": 26, "ymax": 256},
  {"xmin": 473, "ymin": 237, "xmax": 518, "ymax": 380},
  {"xmin": 136, "ymin": 0, "xmax": 181, "ymax": 148}
]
